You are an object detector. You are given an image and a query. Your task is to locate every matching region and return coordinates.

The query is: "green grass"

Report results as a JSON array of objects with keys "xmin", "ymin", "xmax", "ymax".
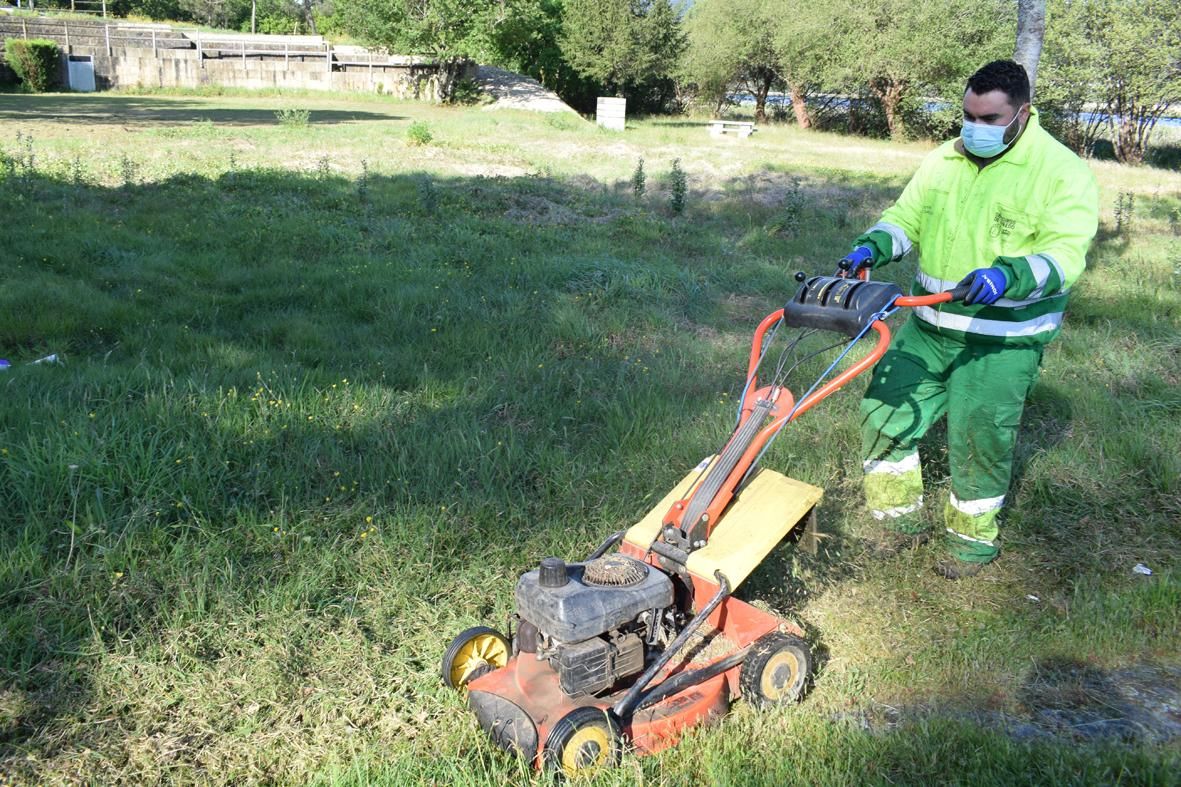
[{"xmin": 1, "ymin": 92, "xmax": 1179, "ymax": 785}]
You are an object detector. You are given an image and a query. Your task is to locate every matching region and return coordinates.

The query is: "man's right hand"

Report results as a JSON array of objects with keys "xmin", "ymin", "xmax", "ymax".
[{"xmin": 839, "ymin": 246, "xmax": 874, "ymax": 278}]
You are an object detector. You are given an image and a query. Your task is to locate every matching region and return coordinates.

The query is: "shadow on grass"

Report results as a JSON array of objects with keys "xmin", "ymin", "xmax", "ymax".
[
  {"xmin": 0, "ymin": 93, "xmax": 405, "ymax": 125},
  {"xmin": 0, "ymin": 160, "xmax": 1178, "ymax": 780},
  {"xmin": 0, "ymin": 163, "xmax": 867, "ymax": 773}
]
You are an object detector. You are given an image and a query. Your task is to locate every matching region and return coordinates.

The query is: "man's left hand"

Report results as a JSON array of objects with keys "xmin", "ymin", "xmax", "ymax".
[{"xmin": 958, "ymin": 267, "xmax": 1008, "ymax": 305}]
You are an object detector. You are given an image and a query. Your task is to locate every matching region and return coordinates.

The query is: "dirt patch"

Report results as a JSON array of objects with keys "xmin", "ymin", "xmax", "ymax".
[
  {"xmin": 1015, "ymin": 658, "xmax": 1181, "ymax": 743},
  {"xmin": 503, "ymin": 194, "xmax": 621, "ymax": 226},
  {"xmin": 839, "ymin": 659, "xmax": 1181, "ymax": 745}
]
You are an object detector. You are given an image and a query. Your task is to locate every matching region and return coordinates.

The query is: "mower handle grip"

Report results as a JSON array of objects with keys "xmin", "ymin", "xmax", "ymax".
[{"xmin": 893, "ymin": 282, "xmax": 970, "ymax": 307}]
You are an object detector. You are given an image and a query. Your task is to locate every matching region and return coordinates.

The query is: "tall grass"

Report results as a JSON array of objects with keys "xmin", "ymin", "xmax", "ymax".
[{"xmin": 0, "ymin": 93, "xmax": 1179, "ymax": 785}]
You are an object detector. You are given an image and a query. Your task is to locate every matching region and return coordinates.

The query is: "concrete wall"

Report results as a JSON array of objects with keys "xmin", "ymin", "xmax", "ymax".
[
  {"xmin": 0, "ymin": 21, "xmax": 472, "ymax": 100},
  {"xmin": 56, "ymin": 45, "xmax": 470, "ymax": 99},
  {"xmin": 64, "ymin": 46, "xmax": 468, "ymax": 100}
]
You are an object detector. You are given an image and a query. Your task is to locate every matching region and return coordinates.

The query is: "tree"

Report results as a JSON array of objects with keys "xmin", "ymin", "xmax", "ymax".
[
  {"xmin": 337, "ymin": 0, "xmax": 535, "ymax": 63},
  {"xmin": 833, "ymin": 0, "xmax": 1012, "ymax": 140},
  {"xmin": 559, "ymin": 0, "xmax": 686, "ymax": 98},
  {"xmin": 180, "ymin": 0, "xmax": 250, "ymax": 28},
  {"xmin": 682, "ymin": 0, "xmax": 780, "ymax": 122},
  {"xmin": 1037, "ymin": 0, "xmax": 1105, "ymax": 155},
  {"xmin": 1041, "ymin": 0, "xmax": 1181, "ymax": 164},
  {"xmin": 772, "ymin": 0, "xmax": 844, "ymax": 129},
  {"xmin": 481, "ymin": 0, "xmax": 601, "ymax": 112},
  {"xmin": 1090, "ymin": 0, "xmax": 1181, "ymax": 164},
  {"xmin": 680, "ymin": 0, "xmax": 745, "ymax": 116},
  {"xmin": 1014, "ymin": 0, "xmax": 1046, "ymax": 96}
]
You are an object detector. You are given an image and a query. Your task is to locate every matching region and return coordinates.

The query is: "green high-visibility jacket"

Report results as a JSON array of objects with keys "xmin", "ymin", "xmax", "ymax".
[{"xmin": 857, "ymin": 110, "xmax": 1099, "ymax": 346}]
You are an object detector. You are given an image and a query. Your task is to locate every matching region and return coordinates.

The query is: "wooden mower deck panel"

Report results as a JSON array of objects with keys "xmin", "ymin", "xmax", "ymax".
[{"xmin": 442, "ymin": 275, "xmax": 969, "ymax": 778}]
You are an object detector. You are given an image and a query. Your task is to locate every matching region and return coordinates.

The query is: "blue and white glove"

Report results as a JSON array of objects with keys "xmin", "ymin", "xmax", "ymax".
[
  {"xmin": 840, "ymin": 246, "xmax": 874, "ymax": 278},
  {"xmin": 958, "ymin": 267, "xmax": 1008, "ymax": 305}
]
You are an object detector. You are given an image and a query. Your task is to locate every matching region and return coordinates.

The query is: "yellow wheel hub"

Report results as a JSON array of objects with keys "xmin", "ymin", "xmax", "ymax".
[
  {"xmin": 760, "ymin": 649, "xmax": 801, "ymax": 701},
  {"xmin": 449, "ymin": 633, "xmax": 509, "ymax": 689},
  {"xmin": 560, "ymin": 724, "xmax": 611, "ymax": 777}
]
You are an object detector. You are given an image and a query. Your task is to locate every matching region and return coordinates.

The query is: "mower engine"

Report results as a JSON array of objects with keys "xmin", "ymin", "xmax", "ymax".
[{"xmin": 514, "ymin": 554, "xmax": 675, "ymax": 696}]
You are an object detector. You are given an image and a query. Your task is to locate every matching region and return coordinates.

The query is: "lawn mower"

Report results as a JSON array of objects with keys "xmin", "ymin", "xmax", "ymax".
[{"xmin": 441, "ymin": 268, "xmax": 969, "ymax": 777}]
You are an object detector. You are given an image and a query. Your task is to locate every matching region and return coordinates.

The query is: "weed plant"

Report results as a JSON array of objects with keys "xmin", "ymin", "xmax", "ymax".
[
  {"xmin": 1114, "ymin": 190, "xmax": 1136, "ymax": 235},
  {"xmin": 406, "ymin": 121, "xmax": 432, "ymax": 146},
  {"xmin": 275, "ymin": 106, "xmax": 312, "ymax": 128},
  {"xmin": 0, "ymin": 92, "xmax": 1178, "ymax": 785}
]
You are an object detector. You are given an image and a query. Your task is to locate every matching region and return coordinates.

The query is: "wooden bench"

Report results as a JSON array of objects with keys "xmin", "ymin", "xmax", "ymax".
[{"xmin": 708, "ymin": 120, "xmax": 755, "ymax": 138}]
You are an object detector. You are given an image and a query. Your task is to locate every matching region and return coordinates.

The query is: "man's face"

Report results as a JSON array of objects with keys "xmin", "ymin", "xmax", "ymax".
[{"xmin": 963, "ymin": 88, "xmax": 1030, "ymax": 144}]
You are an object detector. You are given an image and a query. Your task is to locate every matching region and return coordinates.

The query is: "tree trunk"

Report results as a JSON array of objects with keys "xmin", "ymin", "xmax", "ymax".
[
  {"xmin": 754, "ymin": 71, "xmax": 775, "ymax": 124},
  {"xmin": 789, "ymin": 83, "xmax": 811, "ymax": 129},
  {"xmin": 872, "ymin": 78, "xmax": 907, "ymax": 140},
  {"xmin": 1114, "ymin": 115, "xmax": 1145, "ymax": 164},
  {"xmin": 745, "ymin": 68, "xmax": 776, "ymax": 124},
  {"xmin": 1014, "ymin": 0, "xmax": 1046, "ymax": 98}
]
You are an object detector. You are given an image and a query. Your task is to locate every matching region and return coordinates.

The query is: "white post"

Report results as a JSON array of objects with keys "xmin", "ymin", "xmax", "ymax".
[
  {"xmin": 21, "ymin": 18, "xmax": 27, "ymax": 38},
  {"xmin": 105, "ymin": 25, "xmax": 111, "ymax": 57},
  {"xmin": 64, "ymin": 22, "xmax": 70, "ymax": 52},
  {"xmin": 101, "ymin": 0, "xmax": 107, "ymax": 17},
  {"xmin": 284, "ymin": 43, "xmax": 289, "ymax": 66},
  {"xmin": 196, "ymin": 29, "xmax": 202, "ymax": 66},
  {"xmin": 151, "ymin": 29, "xmax": 157, "ymax": 57},
  {"xmin": 242, "ymin": 40, "xmax": 246, "ymax": 64},
  {"xmin": 326, "ymin": 44, "xmax": 331, "ymax": 73}
]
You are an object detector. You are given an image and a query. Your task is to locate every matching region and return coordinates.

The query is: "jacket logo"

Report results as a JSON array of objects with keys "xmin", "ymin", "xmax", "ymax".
[{"xmin": 990, "ymin": 211, "xmax": 1016, "ymax": 239}]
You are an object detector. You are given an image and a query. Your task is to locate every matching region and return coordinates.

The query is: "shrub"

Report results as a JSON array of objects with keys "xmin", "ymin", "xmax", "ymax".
[
  {"xmin": 631, "ymin": 157, "xmax": 646, "ymax": 203},
  {"xmin": 0, "ymin": 58, "xmax": 17, "ymax": 89},
  {"xmin": 274, "ymin": 107, "xmax": 310, "ymax": 128},
  {"xmin": 446, "ymin": 78, "xmax": 484, "ymax": 106},
  {"xmin": 3, "ymin": 39, "xmax": 60, "ymax": 93},
  {"xmin": 668, "ymin": 158, "xmax": 687, "ymax": 216},
  {"xmin": 406, "ymin": 122, "xmax": 432, "ymax": 147}
]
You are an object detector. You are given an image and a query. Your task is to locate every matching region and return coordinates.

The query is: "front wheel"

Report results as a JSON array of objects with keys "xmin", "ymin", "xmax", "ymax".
[
  {"xmin": 740, "ymin": 631, "xmax": 813, "ymax": 707},
  {"xmin": 441, "ymin": 626, "xmax": 510, "ymax": 690},
  {"xmin": 543, "ymin": 706, "xmax": 622, "ymax": 778}
]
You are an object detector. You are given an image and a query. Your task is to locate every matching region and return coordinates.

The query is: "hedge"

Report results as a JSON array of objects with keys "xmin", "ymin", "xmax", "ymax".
[{"xmin": 3, "ymin": 38, "xmax": 61, "ymax": 92}]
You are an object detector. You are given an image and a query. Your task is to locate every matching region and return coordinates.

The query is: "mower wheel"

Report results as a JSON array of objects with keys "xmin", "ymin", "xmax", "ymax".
[
  {"xmin": 740, "ymin": 631, "xmax": 812, "ymax": 707},
  {"xmin": 543, "ymin": 706, "xmax": 622, "ymax": 778},
  {"xmin": 441, "ymin": 626, "xmax": 510, "ymax": 690}
]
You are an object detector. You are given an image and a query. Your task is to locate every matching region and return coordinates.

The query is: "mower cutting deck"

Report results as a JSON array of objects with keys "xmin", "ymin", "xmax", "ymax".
[{"xmin": 441, "ymin": 273, "xmax": 969, "ymax": 777}]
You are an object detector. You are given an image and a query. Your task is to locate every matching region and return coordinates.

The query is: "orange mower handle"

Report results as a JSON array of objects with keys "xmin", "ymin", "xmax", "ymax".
[
  {"xmin": 666, "ymin": 282, "xmax": 966, "ymax": 538},
  {"xmin": 894, "ymin": 281, "xmax": 971, "ymax": 308}
]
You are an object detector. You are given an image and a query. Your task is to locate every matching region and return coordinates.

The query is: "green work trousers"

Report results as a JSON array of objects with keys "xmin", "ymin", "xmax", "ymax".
[{"xmin": 859, "ymin": 318, "xmax": 1042, "ymax": 563}]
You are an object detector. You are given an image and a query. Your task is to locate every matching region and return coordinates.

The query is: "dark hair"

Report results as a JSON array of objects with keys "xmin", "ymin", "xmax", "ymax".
[{"xmin": 965, "ymin": 60, "xmax": 1030, "ymax": 108}]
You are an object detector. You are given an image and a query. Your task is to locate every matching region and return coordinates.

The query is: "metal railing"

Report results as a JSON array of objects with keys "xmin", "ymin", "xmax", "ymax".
[{"xmin": 68, "ymin": 0, "xmax": 108, "ymax": 17}]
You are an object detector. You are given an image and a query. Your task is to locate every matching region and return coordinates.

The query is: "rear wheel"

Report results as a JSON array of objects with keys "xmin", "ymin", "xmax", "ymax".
[
  {"xmin": 740, "ymin": 631, "xmax": 812, "ymax": 707},
  {"xmin": 544, "ymin": 706, "xmax": 622, "ymax": 778},
  {"xmin": 441, "ymin": 626, "xmax": 510, "ymax": 690}
]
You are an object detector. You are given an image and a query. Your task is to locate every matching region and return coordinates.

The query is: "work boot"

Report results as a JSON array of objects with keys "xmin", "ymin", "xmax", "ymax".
[{"xmin": 934, "ymin": 558, "xmax": 987, "ymax": 580}]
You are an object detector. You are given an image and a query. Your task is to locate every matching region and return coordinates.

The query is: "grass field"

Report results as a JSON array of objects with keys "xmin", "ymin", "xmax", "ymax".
[{"xmin": 1, "ymin": 92, "xmax": 1179, "ymax": 785}]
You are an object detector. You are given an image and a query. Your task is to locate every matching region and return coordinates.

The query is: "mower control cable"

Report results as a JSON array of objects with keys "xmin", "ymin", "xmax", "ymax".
[{"xmin": 737, "ymin": 310, "xmax": 890, "ymax": 490}]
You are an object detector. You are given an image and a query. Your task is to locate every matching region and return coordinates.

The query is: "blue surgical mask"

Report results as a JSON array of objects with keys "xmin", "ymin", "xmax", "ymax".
[{"xmin": 961, "ymin": 111, "xmax": 1022, "ymax": 158}]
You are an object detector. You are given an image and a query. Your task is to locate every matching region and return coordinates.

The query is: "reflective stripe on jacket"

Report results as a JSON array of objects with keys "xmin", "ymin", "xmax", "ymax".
[{"xmin": 869, "ymin": 110, "xmax": 1099, "ymax": 346}]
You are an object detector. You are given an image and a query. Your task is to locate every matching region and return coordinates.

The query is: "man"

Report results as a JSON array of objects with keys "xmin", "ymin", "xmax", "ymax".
[{"xmin": 843, "ymin": 60, "xmax": 1098, "ymax": 579}]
